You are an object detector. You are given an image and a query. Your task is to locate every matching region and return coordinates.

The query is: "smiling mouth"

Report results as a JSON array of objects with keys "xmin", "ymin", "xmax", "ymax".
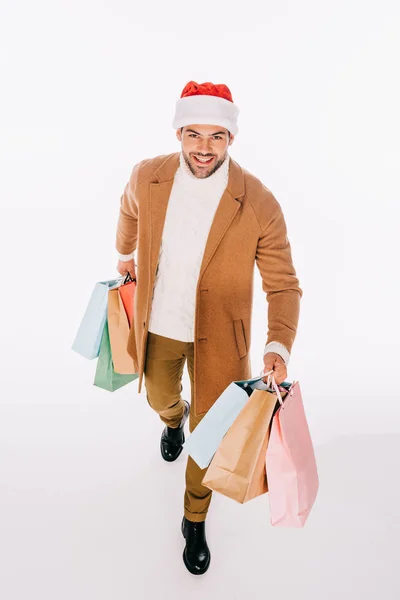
[{"xmin": 193, "ymin": 155, "xmax": 215, "ymax": 166}]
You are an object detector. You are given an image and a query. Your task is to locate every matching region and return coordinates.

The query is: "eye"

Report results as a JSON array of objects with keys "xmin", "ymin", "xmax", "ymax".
[
  {"xmin": 214, "ymin": 136, "xmax": 222, "ymax": 140},
  {"xmin": 189, "ymin": 134, "xmax": 198, "ymax": 138}
]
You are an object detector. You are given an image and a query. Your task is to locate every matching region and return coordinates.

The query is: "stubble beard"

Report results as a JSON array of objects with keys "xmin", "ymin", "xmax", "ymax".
[{"xmin": 182, "ymin": 150, "xmax": 227, "ymax": 179}]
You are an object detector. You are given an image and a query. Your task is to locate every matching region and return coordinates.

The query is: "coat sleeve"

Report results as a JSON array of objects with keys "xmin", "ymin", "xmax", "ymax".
[
  {"xmin": 255, "ymin": 201, "xmax": 303, "ymax": 359},
  {"xmin": 115, "ymin": 161, "xmax": 141, "ymax": 256}
]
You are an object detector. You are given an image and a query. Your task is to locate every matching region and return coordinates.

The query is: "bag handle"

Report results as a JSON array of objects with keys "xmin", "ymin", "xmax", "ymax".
[
  {"xmin": 123, "ymin": 272, "xmax": 136, "ymax": 284},
  {"xmin": 263, "ymin": 369, "xmax": 285, "ymax": 406}
]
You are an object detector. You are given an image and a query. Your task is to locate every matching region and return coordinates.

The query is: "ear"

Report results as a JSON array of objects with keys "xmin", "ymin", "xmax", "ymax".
[
  {"xmin": 228, "ymin": 134, "xmax": 235, "ymax": 146},
  {"xmin": 176, "ymin": 128, "xmax": 182, "ymax": 141}
]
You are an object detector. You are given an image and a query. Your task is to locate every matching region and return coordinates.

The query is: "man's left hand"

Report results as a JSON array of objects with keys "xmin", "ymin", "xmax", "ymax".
[{"xmin": 262, "ymin": 352, "xmax": 287, "ymax": 386}]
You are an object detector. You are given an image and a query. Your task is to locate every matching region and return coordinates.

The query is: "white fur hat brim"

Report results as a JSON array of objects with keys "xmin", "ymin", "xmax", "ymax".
[{"xmin": 172, "ymin": 94, "xmax": 239, "ymax": 135}]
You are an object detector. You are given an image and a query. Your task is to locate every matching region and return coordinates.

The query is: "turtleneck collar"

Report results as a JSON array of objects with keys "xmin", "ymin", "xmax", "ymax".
[{"xmin": 177, "ymin": 151, "xmax": 230, "ymax": 188}]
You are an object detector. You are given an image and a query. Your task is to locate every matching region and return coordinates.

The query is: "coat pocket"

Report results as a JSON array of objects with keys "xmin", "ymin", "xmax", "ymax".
[{"xmin": 233, "ymin": 318, "xmax": 248, "ymax": 359}]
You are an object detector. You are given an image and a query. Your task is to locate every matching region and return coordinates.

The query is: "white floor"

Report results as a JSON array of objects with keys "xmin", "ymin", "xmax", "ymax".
[{"xmin": 1, "ymin": 354, "xmax": 399, "ymax": 600}]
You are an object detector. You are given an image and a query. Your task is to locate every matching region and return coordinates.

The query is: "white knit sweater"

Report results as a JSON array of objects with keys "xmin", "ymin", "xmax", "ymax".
[{"xmin": 118, "ymin": 151, "xmax": 290, "ymax": 365}]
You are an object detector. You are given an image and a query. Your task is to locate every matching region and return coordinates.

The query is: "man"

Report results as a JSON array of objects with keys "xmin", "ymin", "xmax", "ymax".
[{"xmin": 115, "ymin": 81, "xmax": 303, "ymax": 575}]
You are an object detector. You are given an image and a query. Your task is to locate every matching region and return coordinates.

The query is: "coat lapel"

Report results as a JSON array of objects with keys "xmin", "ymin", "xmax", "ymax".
[
  {"xmin": 148, "ymin": 177, "xmax": 175, "ymax": 279},
  {"xmin": 150, "ymin": 151, "xmax": 245, "ymax": 281}
]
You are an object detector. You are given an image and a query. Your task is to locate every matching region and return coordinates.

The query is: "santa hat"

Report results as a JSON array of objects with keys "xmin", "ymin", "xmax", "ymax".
[{"xmin": 172, "ymin": 81, "xmax": 239, "ymax": 136}]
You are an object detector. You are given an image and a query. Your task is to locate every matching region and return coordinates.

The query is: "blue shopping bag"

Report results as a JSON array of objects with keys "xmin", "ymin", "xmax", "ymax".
[{"xmin": 71, "ymin": 276, "xmax": 124, "ymax": 360}]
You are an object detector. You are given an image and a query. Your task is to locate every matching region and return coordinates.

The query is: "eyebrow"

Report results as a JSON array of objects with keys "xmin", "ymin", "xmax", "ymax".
[{"xmin": 185, "ymin": 129, "xmax": 227, "ymax": 136}]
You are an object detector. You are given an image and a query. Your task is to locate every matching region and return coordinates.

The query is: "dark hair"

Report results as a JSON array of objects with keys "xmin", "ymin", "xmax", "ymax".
[{"xmin": 180, "ymin": 126, "xmax": 231, "ymax": 139}]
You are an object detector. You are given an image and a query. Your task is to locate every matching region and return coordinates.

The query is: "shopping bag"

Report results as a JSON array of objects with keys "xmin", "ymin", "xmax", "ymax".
[
  {"xmin": 202, "ymin": 388, "xmax": 286, "ymax": 503},
  {"xmin": 266, "ymin": 377, "xmax": 319, "ymax": 527},
  {"xmin": 118, "ymin": 278, "xmax": 136, "ymax": 327},
  {"xmin": 183, "ymin": 372, "xmax": 284, "ymax": 470},
  {"xmin": 93, "ymin": 316, "xmax": 138, "ymax": 391},
  {"xmin": 107, "ymin": 283, "xmax": 137, "ymax": 374},
  {"xmin": 71, "ymin": 276, "xmax": 124, "ymax": 359}
]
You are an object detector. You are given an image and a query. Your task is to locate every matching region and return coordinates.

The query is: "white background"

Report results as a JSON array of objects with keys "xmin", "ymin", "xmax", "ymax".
[{"xmin": 1, "ymin": 0, "xmax": 399, "ymax": 598}]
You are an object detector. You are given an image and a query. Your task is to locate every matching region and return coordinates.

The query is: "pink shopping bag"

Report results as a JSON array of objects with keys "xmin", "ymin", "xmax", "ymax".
[{"xmin": 265, "ymin": 375, "xmax": 319, "ymax": 527}]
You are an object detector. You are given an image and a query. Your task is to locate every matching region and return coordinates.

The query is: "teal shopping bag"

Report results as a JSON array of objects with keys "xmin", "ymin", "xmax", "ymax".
[{"xmin": 93, "ymin": 317, "xmax": 138, "ymax": 392}]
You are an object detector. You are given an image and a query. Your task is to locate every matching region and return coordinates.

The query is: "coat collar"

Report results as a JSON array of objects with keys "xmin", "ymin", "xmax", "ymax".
[{"xmin": 153, "ymin": 151, "xmax": 245, "ymax": 200}]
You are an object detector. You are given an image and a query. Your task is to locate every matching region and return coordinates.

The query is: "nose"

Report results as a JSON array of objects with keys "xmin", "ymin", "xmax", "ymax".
[{"xmin": 197, "ymin": 139, "xmax": 213, "ymax": 154}]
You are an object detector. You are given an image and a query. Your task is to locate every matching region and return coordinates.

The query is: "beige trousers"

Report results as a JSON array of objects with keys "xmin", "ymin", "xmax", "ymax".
[{"xmin": 143, "ymin": 332, "xmax": 212, "ymax": 522}]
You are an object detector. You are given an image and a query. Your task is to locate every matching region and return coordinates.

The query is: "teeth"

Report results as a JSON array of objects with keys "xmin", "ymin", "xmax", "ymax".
[{"xmin": 196, "ymin": 156, "xmax": 213, "ymax": 162}]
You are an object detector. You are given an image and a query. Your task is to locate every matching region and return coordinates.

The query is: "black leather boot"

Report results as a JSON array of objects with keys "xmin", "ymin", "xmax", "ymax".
[
  {"xmin": 160, "ymin": 400, "xmax": 190, "ymax": 462},
  {"xmin": 181, "ymin": 516, "xmax": 211, "ymax": 575}
]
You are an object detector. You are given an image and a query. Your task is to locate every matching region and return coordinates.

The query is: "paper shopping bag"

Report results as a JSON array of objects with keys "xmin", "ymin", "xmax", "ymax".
[
  {"xmin": 118, "ymin": 278, "xmax": 136, "ymax": 327},
  {"xmin": 71, "ymin": 276, "xmax": 124, "ymax": 359},
  {"xmin": 93, "ymin": 317, "xmax": 138, "ymax": 391},
  {"xmin": 202, "ymin": 388, "xmax": 286, "ymax": 503},
  {"xmin": 266, "ymin": 379, "xmax": 319, "ymax": 527},
  {"xmin": 107, "ymin": 285, "xmax": 137, "ymax": 374},
  {"xmin": 183, "ymin": 377, "xmax": 258, "ymax": 470}
]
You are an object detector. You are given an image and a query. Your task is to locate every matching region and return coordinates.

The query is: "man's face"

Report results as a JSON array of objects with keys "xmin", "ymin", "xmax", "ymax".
[{"xmin": 176, "ymin": 124, "xmax": 234, "ymax": 179}]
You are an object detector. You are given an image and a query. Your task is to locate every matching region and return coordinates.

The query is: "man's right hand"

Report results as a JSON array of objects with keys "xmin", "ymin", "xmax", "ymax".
[{"xmin": 117, "ymin": 259, "xmax": 136, "ymax": 280}]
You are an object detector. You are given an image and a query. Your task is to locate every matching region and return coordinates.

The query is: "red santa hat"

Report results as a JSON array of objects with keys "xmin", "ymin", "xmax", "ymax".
[{"xmin": 172, "ymin": 81, "xmax": 239, "ymax": 136}]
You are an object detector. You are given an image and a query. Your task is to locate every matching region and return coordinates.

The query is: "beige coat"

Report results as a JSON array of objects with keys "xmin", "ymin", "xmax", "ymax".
[{"xmin": 116, "ymin": 152, "xmax": 303, "ymax": 415}]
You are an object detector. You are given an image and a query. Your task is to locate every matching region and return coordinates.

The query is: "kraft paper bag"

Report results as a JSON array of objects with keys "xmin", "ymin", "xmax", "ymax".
[
  {"xmin": 93, "ymin": 317, "xmax": 138, "ymax": 392},
  {"xmin": 71, "ymin": 276, "xmax": 124, "ymax": 359},
  {"xmin": 266, "ymin": 378, "xmax": 319, "ymax": 528},
  {"xmin": 202, "ymin": 388, "xmax": 286, "ymax": 503},
  {"xmin": 107, "ymin": 286, "xmax": 137, "ymax": 375},
  {"xmin": 183, "ymin": 376, "xmax": 264, "ymax": 470}
]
